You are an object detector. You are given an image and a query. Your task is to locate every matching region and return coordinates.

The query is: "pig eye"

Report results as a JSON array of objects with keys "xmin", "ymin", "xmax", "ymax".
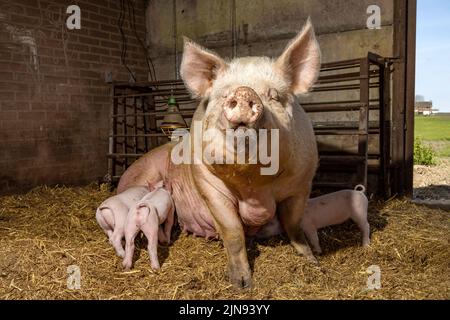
[{"xmin": 267, "ymin": 88, "xmax": 279, "ymax": 101}]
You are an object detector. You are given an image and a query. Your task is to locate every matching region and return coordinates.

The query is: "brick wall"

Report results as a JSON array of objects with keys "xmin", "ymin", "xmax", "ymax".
[{"xmin": 0, "ymin": 0, "xmax": 149, "ymax": 194}]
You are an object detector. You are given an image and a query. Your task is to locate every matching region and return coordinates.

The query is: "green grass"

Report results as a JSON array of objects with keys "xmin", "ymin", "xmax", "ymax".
[{"xmin": 415, "ymin": 114, "xmax": 450, "ymax": 158}]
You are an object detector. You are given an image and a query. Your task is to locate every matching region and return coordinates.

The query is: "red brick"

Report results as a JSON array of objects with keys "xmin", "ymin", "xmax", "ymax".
[
  {"xmin": 0, "ymin": 92, "xmax": 15, "ymax": 101},
  {"xmin": 89, "ymin": 29, "xmax": 110, "ymax": 40},
  {"xmin": 0, "ymin": 111, "xmax": 18, "ymax": 120},
  {"xmin": 0, "ymin": 51, "xmax": 12, "ymax": 61},
  {"xmin": 10, "ymin": 14, "xmax": 40, "ymax": 26},
  {"xmin": 1, "ymin": 101, "xmax": 30, "ymax": 111},
  {"xmin": 88, "ymin": 12, "xmax": 110, "ymax": 24},
  {"xmin": 90, "ymin": 46, "xmax": 109, "ymax": 55},
  {"xmin": 79, "ymin": 53, "xmax": 101, "ymax": 62},
  {"xmin": 100, "ymin": 40, "xmax": 120, "ymax": 50},
  {"xmin": 78, "ymin": 35, "xmax": 100, "ymax": 46},
  {"xmin": 18, "ymin": 111, "xmax": 46, "ymax": 121},
  {"xmin": 0, "ymin": 72, "xmax": 13, "ymax": 81}
]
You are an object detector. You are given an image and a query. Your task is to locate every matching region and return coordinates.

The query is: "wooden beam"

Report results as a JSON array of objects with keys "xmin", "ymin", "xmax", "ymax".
[
  {"xmin": 404, "ymin": 0, "xmax": 417, "ymax": 197},
  {"xmin": 392, "ymin": 0, "xmax": 407, "ymax": 196}
]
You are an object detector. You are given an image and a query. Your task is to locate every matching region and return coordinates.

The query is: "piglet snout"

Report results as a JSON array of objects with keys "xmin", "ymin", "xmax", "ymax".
[{"xmin": 223, "ymin": 86, "xmax": 263, "ymax": 127}]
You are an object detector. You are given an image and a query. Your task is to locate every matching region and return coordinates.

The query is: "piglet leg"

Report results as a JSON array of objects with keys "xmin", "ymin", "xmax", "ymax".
[
  {"xmin": 162, "ymin": 203, "xmax": 175, "ymax": 244},
  {"xmin": 139, "ymin": 206, "xmax": 161, "ymax": 270},
  {"xmin": 96, "ymin": 208, "xmax": 113, "ymax": 238},
  {"xmin": 122, "ymin": 207, "xmax": 140, "ymax": 270}
]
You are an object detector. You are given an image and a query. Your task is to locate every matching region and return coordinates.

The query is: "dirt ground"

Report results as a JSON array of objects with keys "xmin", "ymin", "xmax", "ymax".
[
  {"xmin": 0, "ymin": 184, "xmax": 449, "ymax": 300},
  {"xmin": 413, "ymin": 158, "xmax": 450, "ymax": 202}
]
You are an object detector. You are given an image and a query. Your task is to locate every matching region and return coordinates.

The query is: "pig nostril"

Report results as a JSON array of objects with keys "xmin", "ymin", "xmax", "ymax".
[{"xmin": 229, "ymin": 100, "xmax": 237, "ymax": 109}]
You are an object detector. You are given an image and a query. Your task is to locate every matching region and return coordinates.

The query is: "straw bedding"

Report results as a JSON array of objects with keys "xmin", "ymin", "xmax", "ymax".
[{"xmin": 0, "ymin": 184, "xmax": 448, "ymax": 299}]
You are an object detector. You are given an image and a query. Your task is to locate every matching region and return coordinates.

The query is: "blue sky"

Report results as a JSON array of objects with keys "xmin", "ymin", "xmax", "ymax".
[{"xmin": 416, "ymin": 0, "xmax": 450, "ymax": 112}]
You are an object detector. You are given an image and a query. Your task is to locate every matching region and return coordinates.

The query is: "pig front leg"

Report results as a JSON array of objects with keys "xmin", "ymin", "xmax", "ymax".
[
  {"xmin": 202, "ymin": 188, "xmax": 251, "ymax": 287},
  {"xmin": 302, "ymin": 224, "xmax": 322, "ymax": 255},
  {"xmin": 279, "ymin": 193, "xmax": 317, "ymax": 263}
]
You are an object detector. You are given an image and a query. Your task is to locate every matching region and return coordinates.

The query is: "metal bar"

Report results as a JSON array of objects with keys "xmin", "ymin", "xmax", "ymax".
[
  {"xmin": 320, "ymin": 58, "xmax": 361, "ymax": 69},
  {"xmin": 320, "ymin": 155, "xmax": 366, "ymax": 163},
  {"xmin": 383, "ymin": 62, "xmax": 392, "ymax": 198},
  {"xmin": 112, "ymin": 79, "xmax": 185, "ymax": 87},
  {"xmin": 311, "ymin": 82, "xmax": 380, "ymax": 92},
  {"xmin": 148, "ymin": 94, "xmax": 158, "ymax": 149},
  {"xmin": 301, "ymin": 99, "xmax": 380, "ymax": 107},
  {"xmin": 318, "ymin": 164, "xmax": 380, "ymax": 174},
  {"xmin": 107, "ymin": 153, "xmax": 143, "ymax": 158},
  {"xmin": 314, "ymin": 130, "xmax": 369, "ymax": 136},
  {"xmin": 112, "ymin": 110, "xmax": 196, "ymax": 118},
  {"xmin": 122, "ymin": 96, "xmax": 128, "ymax": 170},
  {"xmin": 133, "ymin": 96, "xmax": 138, "ymax": 155},
  {"xmin": 378, "ymin": 61, "xmax": 387, "ymax": 198},
  {"xmin": 108, "ymin": 88, "xmax": 117, "ymax": 185},
  {"xmin": 367, "ymin": 52, "xmax": 386, "ymax": 67},
  {"xmin": 114, "ymin": 89, "xmax": 190, "ymax": 98},
  {"xmin": 357, "ymin": 57, "xmax": 370, "ymax": 189},
  {"xmin": 141, "ymin": 96, "xmax": 149, "ymax": 152},
  {"xmin": 110, "ymin": 133, "xmax": 167, "ymax": 138},
  {"xmin": 312, "ymin": 182, "xmax": 354, "ymax": 189},
  {"xmin": 315, "ymin": 70, "xmax": 380, "ymax": 84},
  {"xmin": 303, "ymin": 103, "xmax": 380, "ymax": 113}
]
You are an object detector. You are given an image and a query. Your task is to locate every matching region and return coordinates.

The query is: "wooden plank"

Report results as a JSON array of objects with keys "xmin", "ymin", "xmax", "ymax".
[
  {"xmin": 391, "ymin": 0, "xmax": 407, "ymax": 196},
  {"xmin": 404, "ymin": 0, "xmax": 417, "ymax": 197}
]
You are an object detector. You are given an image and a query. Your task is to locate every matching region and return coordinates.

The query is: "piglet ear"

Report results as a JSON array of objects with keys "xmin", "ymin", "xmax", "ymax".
[
  {"xmin": 180, "ymin": 37, "xmax": 228, "ymax": 98},
  {"xmin": 275, "ymin": 18, "xmax": 321, "ymax": 95}
]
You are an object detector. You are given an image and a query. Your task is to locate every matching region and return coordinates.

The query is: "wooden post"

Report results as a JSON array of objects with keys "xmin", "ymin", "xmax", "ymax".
[{"xmin": 404, "ymin": 0, "xmax": 417, "ymax": 197}]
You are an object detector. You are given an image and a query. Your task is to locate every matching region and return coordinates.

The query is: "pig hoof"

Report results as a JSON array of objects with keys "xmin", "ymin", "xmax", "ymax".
[
  {"xmin": 151, "ymin": 264, "xmax": 160, "ymax": 270},
  {"xmin": 122, "ymin": 261, "xmax": 132, "ymax": 271},
  {"xmin": 306, "ymin": 254, "xmax": 319, "ymax": 264},
  {"xmin": 228, "ymin": 270, "xmax": 252, "ymax": 289},
  {"xmin": 312, "ymin": 248, "xmax": 323, "ymax": 255}
]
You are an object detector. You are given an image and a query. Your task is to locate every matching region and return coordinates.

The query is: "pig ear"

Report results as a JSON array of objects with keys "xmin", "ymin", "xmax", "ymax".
[
  {"xmin": 275, "ymin": 18, "xmax": 321, "ymax": 95},
  {"xmin": 180, "ymin": 37, "xmax": 228, "ymax": 98}
]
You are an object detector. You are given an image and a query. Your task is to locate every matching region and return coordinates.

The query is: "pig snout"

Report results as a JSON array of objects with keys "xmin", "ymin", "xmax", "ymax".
[{"xmin": 223, "ymin": 86, "xmax": 263, "ymax": 128}]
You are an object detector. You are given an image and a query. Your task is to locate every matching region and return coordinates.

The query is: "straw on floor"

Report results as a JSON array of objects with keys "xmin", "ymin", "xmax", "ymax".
[{"xmin": 0, "ymin": 184, "xmax": 448, "ymax": 299}]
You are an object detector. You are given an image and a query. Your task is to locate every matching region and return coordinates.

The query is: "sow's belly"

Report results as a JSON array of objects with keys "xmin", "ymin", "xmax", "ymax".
[{"xmin": 169, "ymin": 164, "xmax": 276, "ymax": 238}]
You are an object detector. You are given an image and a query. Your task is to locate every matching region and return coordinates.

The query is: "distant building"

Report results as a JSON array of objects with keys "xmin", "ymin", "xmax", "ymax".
[{"xmin": 414, "ymin": 100, "xmax": 439, "ymax": 115}]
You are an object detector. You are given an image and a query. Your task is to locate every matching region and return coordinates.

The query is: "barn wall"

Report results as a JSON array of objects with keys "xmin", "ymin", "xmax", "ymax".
[
  {"xmin": 146, "ymin": 0, "xmax": 394, "ymax": 78},
  {"xmin": 0, "ymin": 0, "xmax": 148, "ymax": 194}
]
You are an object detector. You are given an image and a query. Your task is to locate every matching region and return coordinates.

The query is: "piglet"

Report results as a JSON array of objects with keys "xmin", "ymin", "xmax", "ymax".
[
  {"xmin": 256, "ymin": 185, "xmax": 370, "ymax": 254},
  {"xmin": 96, "ymin": 186, "xmax": 149, "ymax": 258},
  {"xmin": 301, "ymin": 185, "xmax": 370, "ymax": 254},
  {"xmin": 122, "ymin": 181, "xmax": 175, "ymax": 270}
]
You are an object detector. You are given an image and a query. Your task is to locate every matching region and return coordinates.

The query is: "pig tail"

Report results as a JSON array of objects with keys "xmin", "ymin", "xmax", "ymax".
[{"xmin": 354, "ymin": 184, "xmax": 366, "ymax": 193}]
